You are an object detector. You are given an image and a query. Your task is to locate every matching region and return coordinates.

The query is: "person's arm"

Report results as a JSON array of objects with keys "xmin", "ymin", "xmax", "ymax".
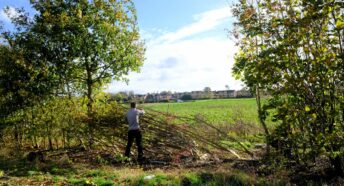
[{"xmin": 138, "ymin": 109, "xmax": 145, "ymax": 115}]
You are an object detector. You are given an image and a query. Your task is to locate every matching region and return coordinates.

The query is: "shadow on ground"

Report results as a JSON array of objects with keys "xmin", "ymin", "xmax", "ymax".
[{"xmin": 0, "ymin": 155, "xmax": 76, "ymax": 177}]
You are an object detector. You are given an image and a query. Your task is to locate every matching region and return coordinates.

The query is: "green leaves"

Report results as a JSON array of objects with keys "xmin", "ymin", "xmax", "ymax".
[
  {"xmin": 0, "ymin": 0, "xmax": 145, "ymax": 148},
  {"xmin": 232, "ymin": 0, "xmax": 344, "ymax": 169},
  {"xmin": 25, "ymin": 0, "xmax": 145, "ymax": 98},
  {"xmin": 335, "ymin": 20, "xmax": 344, "ymax": 29}
]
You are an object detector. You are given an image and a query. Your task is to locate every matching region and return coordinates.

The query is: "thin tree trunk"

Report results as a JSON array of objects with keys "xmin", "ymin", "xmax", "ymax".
[
  {"xmin": 14, "ymin": 124, "xmax": 20, "ymax": 149},
  {"xmin": 54, "ymin": 138, "xmax": 59, "ymax": 150},
  {"xmin": 62, "ymin": 129, "xmax": 65, "ymax": 148},
  {"xmin": 86, "ymin": 62, "xmax": 94, "ymax": 149},
  {"xmin": 0, "ymin": 132, "xmax": 4, "ymax": 146},
  {"xmin": 48, "ymin": 136, "xmax": 53, "ymax": 150},
  {"xmin": 256, "ymin": 86, "xmax": 270, "ymax": 154},
  {"xmin": 331, "ymin": 156, "xmax": 344, "ymax": 176},
  {"xmin": 66, "ymin": 130, "xmax": 71, "ymax": 148},
  {"xmin": 33, "ymin": 135, "xmax": 38, "ymax": 149}
]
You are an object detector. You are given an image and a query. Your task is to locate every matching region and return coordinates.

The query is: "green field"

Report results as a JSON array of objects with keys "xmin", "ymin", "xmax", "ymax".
[{"xmin": 143, "ymin": 98, "xmax": 261, "ymax": 125}]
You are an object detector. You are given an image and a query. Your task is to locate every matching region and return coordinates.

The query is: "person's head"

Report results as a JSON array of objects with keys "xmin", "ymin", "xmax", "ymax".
[{"xmin": 130, "ymin": 102, "xmax": 136, "ymax": 108}]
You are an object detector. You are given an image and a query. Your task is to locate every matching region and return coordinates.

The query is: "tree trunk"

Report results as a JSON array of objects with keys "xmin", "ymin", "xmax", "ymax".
[
  {"xmin": 86, "ymin": 63, "xmax": 94, "ymax": 149},
  {"xmin": 14, "ymin": 124, "xmax": 21, "ymax": 149},
  {"xmin": 54, "ymin": 138, "xmax": 59, "ymax": 150},
  {"xmin": 62, "ymin": 129, "xmax": 65, "ymax": 148},
  {"xmin": 255, "ymin": 86, "xmax": 270, "ymax": 154},
  {"xmin": 48, "ymin": 136, "xmax": 53, "ymax": 150},
  {"xmin": 66, "ymin": 130, "xmax": 71, "ymax": 148},
  {"xmin": 331, "ymin": 155, "xmax": 344, "ymax": 176},
  {"xmin": 0, "ymin": 132, "xmax": 4, "ymax": 145},
  {"xmin": 33, "ymin": 135, "xmax": 38, "ymax": 149}
]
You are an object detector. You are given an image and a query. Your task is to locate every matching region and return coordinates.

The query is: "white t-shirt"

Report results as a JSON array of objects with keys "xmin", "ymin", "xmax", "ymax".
[{"xmin": 126, "ymin": 108, "xmax": 145, "ymax": 131}]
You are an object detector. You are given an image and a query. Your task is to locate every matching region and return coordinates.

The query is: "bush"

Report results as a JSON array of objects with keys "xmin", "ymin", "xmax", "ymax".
[{"xmin": 181, "ymin": 94, "xmax": 192, "ymax": 100}]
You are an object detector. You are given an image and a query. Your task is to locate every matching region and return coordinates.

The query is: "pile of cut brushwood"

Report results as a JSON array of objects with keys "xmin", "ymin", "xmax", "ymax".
[
  {"xmin": 77, "ymin": 106, "xmax": 258, "ymax": 167},
  {"xmin": 34, "ymin": 105, "xmax": 259, "ymax": 168}
]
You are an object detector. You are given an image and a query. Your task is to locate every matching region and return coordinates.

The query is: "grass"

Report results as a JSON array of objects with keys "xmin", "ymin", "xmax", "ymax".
[
  {"xmin": 143, "ymin": 99, "xmax": 258, "ymax": 124},
  {"xmin": 141, "ymin": 98, "xmax": 277, "ymax": 150},
  {"xmin": 0, "ymin": 151, "xmax": 286, "ymax": 185},
  {"xmin": 143, "ymin": 98, "xmax": 276, "ymax": 127},
  {"xmin": 0, "ymin": 161, "xmax": 288, "ymax": 186}
]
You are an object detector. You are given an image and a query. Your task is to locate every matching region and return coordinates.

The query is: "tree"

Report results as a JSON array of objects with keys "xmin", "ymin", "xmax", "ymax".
[
  {"xmin": 0, "ymin": 12, "xmax": 67, "ymax": 147},
  {"xmin": 225, "ymin": 85, "xmax": 230, "ymax": 90},
  {"xmin": 203, "ymin": 87, "xmax": 213, "ymax": 99},
  {"xmin": 203, "ymin": 87, "xmax": 211, "ymax": 92},
  {"xmin": 232, "ymin": 0, "xmax": 343, "ymax": 174},
  {"xmin": 128, "ymin": 91, "xmax": 135, "ymax": 101},
  {"xmin": 181, "ymin": 94, "xmax": 192, "ymax": 101},
  {"xmin": 3, "ymin": 0, "xmax": 145, "ymax": 147},
  {"xmin": 111, "ymin": 92, "xmax": 128, "ymax": 103},
  {"xmin": 0, "ymin": 8, "xmax": 60, "ymax": 120}
]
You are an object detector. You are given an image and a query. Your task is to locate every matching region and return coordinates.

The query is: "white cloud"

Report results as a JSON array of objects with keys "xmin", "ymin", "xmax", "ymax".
[
  {"xmin": 152, "ymin": 7, "xmax": 232, "ymax": 44},
  {"xmin": 106, "ymin": 7, "xmax": 242, "ymax": 94},
  {"xmin": 0, "ymin": 10, "xmax": 10, "ymax": 23},
  {"xmin": 0, "ymin": 6, "xmax": 18, "ymax": 23}
]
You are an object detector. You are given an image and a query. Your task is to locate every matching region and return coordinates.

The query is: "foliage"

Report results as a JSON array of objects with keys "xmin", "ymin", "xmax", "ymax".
[
  {"xmin": 181, "ymin": 94, "xmax": 193, "ymax": 101},
  {"xmin": 0, "ymin": 19, "xmax": 59, "ymax": 120},
  {"xmin": 203, "ymin": 87, "xmax": 211, "ymax": 92},
  {"xmin": 30, "ymin": 0, "xmax": 144, "ymax": 146},
  {"xmin": 0, "ymin": 92, "xmax": 125, "ymax": 150},
  {"xmin": 203, "ymin": 87, "xmax": 214, "ymax": 99},
  {"xmin": 232, "ymin": 0, "xmax": 344, "ymax": 173},
  {"xmin": 0, "ymin": 0, "xmax": 145, "ymax": 148},
  {"xmin": 110, "ymin": 92, "xmax": 130, "ymax": 103}
]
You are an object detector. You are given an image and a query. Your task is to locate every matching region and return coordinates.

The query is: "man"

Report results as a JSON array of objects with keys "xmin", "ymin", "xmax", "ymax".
[{"xmin": 124, "ymin": 102, "xmax": 145, "ymax": 161}]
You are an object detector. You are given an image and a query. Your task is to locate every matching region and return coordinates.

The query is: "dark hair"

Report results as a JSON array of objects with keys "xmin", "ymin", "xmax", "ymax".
[{"xmin": 130, "ymin": 102, "xmax": 136, "ymax": 108}]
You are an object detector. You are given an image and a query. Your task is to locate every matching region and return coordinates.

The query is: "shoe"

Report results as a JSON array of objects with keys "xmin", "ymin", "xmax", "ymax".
[{"xmin": 138, "ymin": 156, "xmax": 146, "ymax": 163}]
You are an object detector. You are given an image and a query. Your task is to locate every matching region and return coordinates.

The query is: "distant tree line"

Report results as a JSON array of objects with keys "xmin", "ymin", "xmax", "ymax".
[{"xmin": 109, "ymin": 87, "xmax": 253, "ymax": 103}]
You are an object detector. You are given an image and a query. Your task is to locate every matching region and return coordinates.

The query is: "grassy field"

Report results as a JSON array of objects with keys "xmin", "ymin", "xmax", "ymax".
[
  {"xmin": 142, "ymin": 98, "xmax": 272, "ymax": 149},
  {"xmin": 143, "ymin": 98, "xmax": 263, "ymax": 126}
]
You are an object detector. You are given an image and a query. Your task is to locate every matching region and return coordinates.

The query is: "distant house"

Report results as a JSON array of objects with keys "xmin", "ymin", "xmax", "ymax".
[
  {"xmin": 172, "ymin": 92, "xmax": 185, "ymax": 100},
  {"xmin": 214, "ymin": 90, "xmax": 235, "ymax": 99},
  {"xmin": 139, "ymin": 89, "xmax": 252, "ymax": 103},
  {"xmin": 235, "ymin": 90, "xmax": 253, "ymax": 98},
  {"xmin": 159, "ymin": 92, "xmax": 172, "ymax": 101},
  {"xmin": 190, "ymin": 91, "xmax": 204, "ymax": 99},
  {"xmin": 145, "ymin": 93, "xmax": 158, "ymax": 103},
  {"xmin": 134, "ymin": 94, "xmax": 146, "ymax": 102}
]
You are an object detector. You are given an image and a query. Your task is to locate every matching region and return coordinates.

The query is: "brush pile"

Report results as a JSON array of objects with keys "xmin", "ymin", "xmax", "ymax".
[{"xmin": 84, "ymin": 106, "xmax": 256, "ymax": 166}]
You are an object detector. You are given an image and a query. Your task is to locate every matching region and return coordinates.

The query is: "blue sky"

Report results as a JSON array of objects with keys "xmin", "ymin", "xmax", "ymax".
[{"xmin": 0, "ymin": 0, "xmax": 242, "ymax": 94}]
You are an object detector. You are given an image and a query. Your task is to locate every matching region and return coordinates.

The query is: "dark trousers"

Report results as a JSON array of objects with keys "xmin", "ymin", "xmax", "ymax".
[{"xmin": 124, "ymin": 130, "xmax": 143, "ymax": 160}]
